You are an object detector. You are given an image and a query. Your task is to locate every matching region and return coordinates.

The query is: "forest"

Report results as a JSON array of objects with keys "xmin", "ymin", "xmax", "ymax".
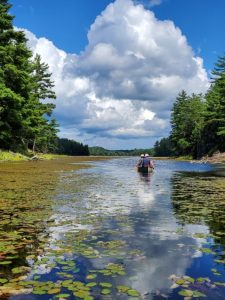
[
  {"xmin": 154, "ymin": 55, "xmax": 225, "ymax": 158},
  {"xmin": 0, "ymin": 0, "xmax": 88, "ymax": 156},
  {"xmin": 89, "ymin": 147, "xmax": 154, "ymax": 156}
]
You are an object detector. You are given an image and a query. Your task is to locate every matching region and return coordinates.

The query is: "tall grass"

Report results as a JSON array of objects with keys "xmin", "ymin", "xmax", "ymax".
[
  {"xmin": 0, "ymin": 150, "xmax": 69, "ymax": 162},
  {"xmin": 0, "ymin": 150, "xmax": 29, "ymax": 161}
]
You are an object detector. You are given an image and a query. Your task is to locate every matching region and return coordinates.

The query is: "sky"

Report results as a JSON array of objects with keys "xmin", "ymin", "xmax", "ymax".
[{"xmin": 10, "ymin": 0, "xmax": 225, "ymax": 149}]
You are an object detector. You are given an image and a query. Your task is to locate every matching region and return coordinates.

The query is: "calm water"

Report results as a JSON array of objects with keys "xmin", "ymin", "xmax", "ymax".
[{"xmin": 1, "ymin": 158, "xmax": 225, "ymax": 300}]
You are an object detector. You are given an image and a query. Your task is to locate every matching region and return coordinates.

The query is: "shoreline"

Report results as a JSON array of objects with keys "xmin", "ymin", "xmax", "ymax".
[
  {"xmin": 192, "ymin": 152, "xmax": 225, "ymax": 165},
  {"xmin": 1, "ymin": 150, "xmax": 225, "ymax": 165},
  {"xmin": 0, "ymin": 150, "xmax": 67, "ymax": 162}
]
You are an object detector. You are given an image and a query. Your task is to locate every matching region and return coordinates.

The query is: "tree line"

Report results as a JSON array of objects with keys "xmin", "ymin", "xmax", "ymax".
[
  {"xmin": 0, "ymin": 0, "xmax": 88, "ymax": 156},
  {"xmin": 89, "ymin": 147, "xmax": 154, "ymax": 156},
  {"xmin": 154, "ymin": 54, "xmax": 225, "ymax": 158},
  {"xmin": 57, "ymin": 138, "xmax": 89, "ymax": 156}
]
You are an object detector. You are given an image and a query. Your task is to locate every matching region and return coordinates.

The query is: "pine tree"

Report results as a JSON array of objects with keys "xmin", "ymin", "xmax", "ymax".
[
  {"xmin": 170, "ymin": 90, "xmax": 189, "ymax": 155},
  {"xmin": 170, "ymin": 91, "xmax": 205, "ymax": 157},
  {"xmin": 0, "ymin": 1, "xmax": 58, "ymax": 152},
  {"xmin": 0, "ymin": 0, "xmax": 33, "ymax": 150},
  {"xmin": 25, "ymin": 54, "xmax": 58, "ymax": 152},
  {"xmin": 204, "ymin": 54, "xmax": 225, "ymax": 152}
]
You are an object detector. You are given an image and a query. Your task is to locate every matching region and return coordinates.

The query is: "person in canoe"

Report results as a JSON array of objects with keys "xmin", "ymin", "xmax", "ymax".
[
  {"xmin": 137, "ymin": 153, "xmax": 154, "ymax": 172},
  {"xmin": 144, "ymin": 153, "xmax": 154, "ymax": 169},
  {"xmin": 136, "ymin": 154, "xmax": 145, "ymax": 167}
]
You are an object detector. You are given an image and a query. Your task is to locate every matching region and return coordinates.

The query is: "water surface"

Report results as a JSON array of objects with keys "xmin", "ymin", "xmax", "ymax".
[{"xmin": 0, "ymin": 158, "xmax": 225, "ymax": 300}]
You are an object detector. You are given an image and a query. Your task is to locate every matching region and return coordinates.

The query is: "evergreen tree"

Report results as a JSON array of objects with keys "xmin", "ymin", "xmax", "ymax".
[
  {"xmin": 170, "ymin": 91, "xmax": 205, "ymax": 158},
  {"xmin": 170, "ymin": 90, "xmax": 189, "ymax": 155},
  {"xmin": 25, "ymin": 54, "xmax": 58, "ymax": 152},
  {"xmin": 0, "ymin": 83, "xmax": 23, "ymax": 149},
  {"xmin": 0, "ymin": 1, "xmax": 58, "ymax": 152},
  {"xmin": 204, "ymin": 54, "xmax": 225, "ymax": 152},
  {"xmin": 154, "ymin": 137, "xmax": 174, "ymax": 157},
  {"xmin": 56, "ymin": 138, "xmax": 89, "ymax": 156},
  {"xmin": 0, "ymin": 0, "xmax": 33, "ymax": 150}
]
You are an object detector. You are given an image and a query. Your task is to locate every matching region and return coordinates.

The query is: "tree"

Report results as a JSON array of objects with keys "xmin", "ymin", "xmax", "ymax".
[
  {"xmin": 154, "ymin": 137, "xmax": 174, "ymax": 157},
  {"xmin": 204, "ymin": 54, "xmax": 225, "ymax": 153},
  {"xmin": 0, "ymin": 83, "xmax": 23, "ymax": 149},
  {"xmin": 56, "ymin": 138, "xmax": 89, "ymax": 156},
  {"xmin": 25, "ymin": 54, "xmax": 57, "ymax": 152},
  {"xmin": 0, "ymin": 1, "xmax": 58, "ymax": 152},
  {"xmin": 0, "ymin": 0, "xmax": 33, "ymax": 150},
  {"xmin": 170, "ymin": 91, "xmax": 206, "ymax": 158}
]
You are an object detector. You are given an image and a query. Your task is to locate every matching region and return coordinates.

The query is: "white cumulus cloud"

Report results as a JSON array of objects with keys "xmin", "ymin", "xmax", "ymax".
[{"xmin": 22, "ymin": 0, "xmax": 209, "ymax": 149}]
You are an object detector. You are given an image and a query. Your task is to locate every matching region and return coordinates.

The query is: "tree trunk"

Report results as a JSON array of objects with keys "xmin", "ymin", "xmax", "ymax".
[{"xmin": 32, "ymin": 139, "xmax": 36, "ymax": 153}]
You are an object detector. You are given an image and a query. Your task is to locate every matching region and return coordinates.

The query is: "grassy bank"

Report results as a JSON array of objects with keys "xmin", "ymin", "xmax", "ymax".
[
  {"xmin": 0, "ymin": 150, "xmax": 68, "ymax": 162},
  {"xmin": 0, "ymin": 150, "xmax": 29, "ymax": 162}
]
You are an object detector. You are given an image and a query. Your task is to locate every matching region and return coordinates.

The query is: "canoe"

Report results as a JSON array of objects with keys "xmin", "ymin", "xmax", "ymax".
[{"xmin": 137, "ymin": 166, "xmax": 154, "ymax": 173}]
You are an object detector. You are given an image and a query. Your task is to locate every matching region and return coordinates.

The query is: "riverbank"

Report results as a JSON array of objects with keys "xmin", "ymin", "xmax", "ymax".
[
  {"xmin": 198, "ymin": 152, "xmax": 225, "ymax": 164},
  {"xmin": 1, "ymin": 149, "xmax": 225, "ymax": 165},
  {"xmin": 154, "ymin": 152, "xmax": 225, "ymax": 164},
  {"xmin": 0, "ymin": 150, "xmax": 29, "ymax": 161},
  {"xmin": 0, "ymin": 150, "xmax": 69, "ymax": 162}
]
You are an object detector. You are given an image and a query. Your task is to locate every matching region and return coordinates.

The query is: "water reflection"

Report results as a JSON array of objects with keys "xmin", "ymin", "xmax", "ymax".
[
  {"xmin": 44, "ymin": 158, "xmax": 225, "ymax": 299},
  {"xmin": 1, "ymin": 158, "xmax": 225, "ymax": 299},
  {"xmin": 138, "ymin": 171, "xmax": 153, "ymax": 183}
]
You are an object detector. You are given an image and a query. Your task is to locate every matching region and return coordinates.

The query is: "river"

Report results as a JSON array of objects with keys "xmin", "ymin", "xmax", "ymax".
[{"xmin": 0, "ymin": 157, "xmax": 225, "ymax": 299}]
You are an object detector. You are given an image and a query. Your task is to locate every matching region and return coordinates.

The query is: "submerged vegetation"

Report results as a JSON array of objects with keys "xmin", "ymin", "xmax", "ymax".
[
  {"xmin": 0, "ymin": 157, "xmax": 225, "ymax": 299},
  {"xmin": 0, "ymin": 157, "xmax": 142, "ymax": 299}
]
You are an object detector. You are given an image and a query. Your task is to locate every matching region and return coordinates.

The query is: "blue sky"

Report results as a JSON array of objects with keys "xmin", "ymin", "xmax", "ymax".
[
  {"xmin": 10, "ymin": 0, "xmax": 224, "ymax": 149},
  {"xmin": 11, "ymin": 0, "xmax": 225, "ymax": 72}
]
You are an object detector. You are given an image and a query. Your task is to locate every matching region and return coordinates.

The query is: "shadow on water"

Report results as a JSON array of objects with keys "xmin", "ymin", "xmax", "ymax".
[{"xmin": 0, "ymin": 158, "xmax": 225, "ymax": 299}]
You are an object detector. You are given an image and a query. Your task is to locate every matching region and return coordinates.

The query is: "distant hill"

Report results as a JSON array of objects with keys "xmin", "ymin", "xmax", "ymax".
[{"xmin": 89, "ymin": 146, "xmax": 154, "ymax": 156}]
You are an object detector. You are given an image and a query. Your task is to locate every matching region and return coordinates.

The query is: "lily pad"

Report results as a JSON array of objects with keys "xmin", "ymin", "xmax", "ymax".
[
  {"xmin": 99, "ymin": 282, "xmax": 112, "ymax": 288},
  {"xmin": 0, "ymin": 278, "xmax": 8, "ymax": 284},
  {"xmin": 176, "ymin": 279, "xmax": 185, "ymax": 285},
  {"xmin": 127, "ymin": 289, "xmax": 140, "ymax": 297},
  {"xmin": 48, "ymin": 288, "xmax": 61, "ymax": 294},
  {"xmin": 178, "ymin": 289, "xmax": 194, "ymax": 297},
  {"xmin": 86, "ymin": 282, "xmax": 97, "ymax": 287},
  {"xmin": 192, "ymin": 290, "xmax": 206, "ymax": 297},
  {"xmin": 55, "ymin": 294, "xmax": 70, "ymax": 298},
  {"xmin": 0, "ymin": 261, "xmax": 12, "ymax": 265},
  {"xmin": 101, "ymin": 288, "xmax": 111, "ymax": 295},
  {"xmin": 86, "ymin": 274, "xmax": 97, "ymax": 280},
  {"xmin": 117, "ymin": 285, "xmax": 130, "ymax": 293},
  {"xmin": 74, "ymin": 290, "xmax": 91, "ymax": 298}
]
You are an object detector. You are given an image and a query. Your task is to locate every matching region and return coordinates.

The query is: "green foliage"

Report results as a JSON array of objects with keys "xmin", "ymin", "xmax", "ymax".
[
  {"xmin": 170, "ymin": 91, "xmax": 206, "ymax": 158},
  {"xmin": 0, "ymin": 83, "xmax": 24, "ymax": 149},
  {"xmin": 203, "ymin": 54, "xmax": 225, "ymax": 152},
  {"xmin": 89, "ymin": 146, "xmax": 154, "ymax": 156},
  {"xmin": 154, "ymin": 137, "xmax": 174, "ymax": 157},
  {"xmin": 22, "ymin": 54, "xmax": 58, "ymax": 152},
  {"xmin": 0, "ymin": 150, "xmax": 28, "ymax": 161},
  {"xmin": 0, "ymin": 1, "xmax": 58, "ymax": 153},
  {"xmin": 56, "ymin": 138, "xmax": 89, "ymax": 156},
  {"xmin": 168, "ymin": 54, "xmax": 225, "ymax": 158}
]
